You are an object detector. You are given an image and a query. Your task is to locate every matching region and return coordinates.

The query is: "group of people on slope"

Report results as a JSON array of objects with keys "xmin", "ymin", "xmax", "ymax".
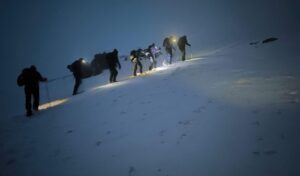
[
  {"xmin": 17, "ymin": 35, "xmax": 191, "ymax": 117},
  {"xmin": 67, "ymin": 49, "xmax": 121, "ymax": 96},
  {"xmin": 129, "ymin": 43, "xmax": 160, "ymax": 76},
  {"xmin": 163, "ymin": 35, "xmax": 191, "ymax": 64}
]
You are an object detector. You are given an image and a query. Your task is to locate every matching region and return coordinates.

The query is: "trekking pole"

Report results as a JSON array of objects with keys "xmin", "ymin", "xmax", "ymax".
[
  {"xmin": 45, "ymin": 82, "xmax": 52, "ymax": 108},
  {"xmin": 189, "ymin": 46, "xmax": 193, "ymax": 59}
]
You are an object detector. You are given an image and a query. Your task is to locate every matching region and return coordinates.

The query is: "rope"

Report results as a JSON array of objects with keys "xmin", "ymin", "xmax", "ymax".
[{"xmin": 47, "ymin": 74, "xmax": 72, "ymax": 83}]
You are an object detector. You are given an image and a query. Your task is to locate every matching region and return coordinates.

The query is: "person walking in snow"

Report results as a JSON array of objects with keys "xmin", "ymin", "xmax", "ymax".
[
  {"xmin": 106, "ymin": 49, "xmax": 121, "ymax": 83},
  {"xmin": 67, "ymin": 58, "xmax": 85, "ymax": 95},
  {"xmin": 163, "ymin": 36, "xmax": 176, "ymax": 64},
  {"xmin": 130, "ymin": 49, "xmax": 143, "ymax": 76},
  {"xmin": 147, "ymin": 43, "xmax": 157, "ymax": 71},
  {"xmin": 177, "ymin": 35, "xmax": 191, "ymax": 61},
  {"xmin": 17, "ymin": 65, "xmax": 47, "ymax": 117}
]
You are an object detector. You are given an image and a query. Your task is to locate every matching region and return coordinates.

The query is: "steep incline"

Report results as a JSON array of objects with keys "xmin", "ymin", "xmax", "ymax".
[{"xmin": 1, "ymin": 35, "xmax": 300, "ymax": 176}]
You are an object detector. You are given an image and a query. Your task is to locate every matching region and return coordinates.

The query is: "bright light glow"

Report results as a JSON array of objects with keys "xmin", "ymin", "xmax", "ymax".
[
  {"xmin": 81, "ymin": 60, "xmax": 87, "ymax": 64},
  {"xmin": 170, "ymin": 36, "xmax": 177, "ymax": 44},
  {"xmin": 154, "ymin": 67, "xmax": 168, "ymax": 72},
  {"xmin": 39, "ymin": 98, "xmax": 68, "ymax": 110},
  {"xmin": 128, "ymin": 67, "xmax": 169, "ymax": 78},
  {"xmin": 185, "ymin": 57, "xmax": 205, "ymax": 62},
  {"xmin": 93, "ymin": 67, "xmax": 169, "ymax": 91},
  {"xmin": 93, "ymin": 80, "xmax": 129, "ymax": 91}
]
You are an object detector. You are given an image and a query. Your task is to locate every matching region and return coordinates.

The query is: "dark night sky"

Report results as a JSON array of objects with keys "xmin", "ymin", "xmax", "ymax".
[{"xmin": 0, "ymin": 0, "xmax": 299, "ymax": 116}]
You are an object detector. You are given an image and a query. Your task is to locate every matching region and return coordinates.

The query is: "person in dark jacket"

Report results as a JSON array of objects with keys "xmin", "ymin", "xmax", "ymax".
[
  {"xmin": 177, "ymin": 35, "xmax": 191, "ymax": 61},
  {"xmin": 163, "ymin": 36, "xmax": 176, "ymax": 64},
  {"xmin": 91, "ymin": 52, "xmax": 107, "ymax": 75},
  {"xmin": 106, "ymin": 49, "xmax": 121, "ymax": 83},
  {"xmin": 17, "ymin": 65, "xmax": 47, "ymax": 117},
  {"xmin": 147, "ymin": 43, "xmax": 157, "ymax": 70},
  {"xmin": 67, "ymin": 58, "xmax": 85, "ymax": 95},
  {"xmin": 130, "ymin": 50, "xmax": 143, "ymax": 76}
]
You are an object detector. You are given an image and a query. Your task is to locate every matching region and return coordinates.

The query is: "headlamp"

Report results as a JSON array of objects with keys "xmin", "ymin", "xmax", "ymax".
[{"xmin": 172, "ymin": 38, "xmax": 177, "ymax": 43}]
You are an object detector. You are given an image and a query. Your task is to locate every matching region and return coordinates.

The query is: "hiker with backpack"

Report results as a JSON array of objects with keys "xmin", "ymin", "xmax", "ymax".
[
  {"xmin": 17, "ymin": 65, "xmax": 47, "ymax": 117},
  {"xmin": 177, "ymin": 35, "xmax": 191, "ymax": 61},
  {"xmin": 130, "ymin": 49, "xmax": 143, "ymax": 76},
  {"xmin": 147, "ymin": 43, "xmax": 158, "ymax": 71},
  {"xmin": 163, "ymin": 36, "xmax": 176, "ymax": 64},
  {"xmin": 106, "ymin": 49, "xmax": 121, "ymax": 83},
  {"xmin": 67, "ymin": 58, "xmax": 86, "ymax": 95}
]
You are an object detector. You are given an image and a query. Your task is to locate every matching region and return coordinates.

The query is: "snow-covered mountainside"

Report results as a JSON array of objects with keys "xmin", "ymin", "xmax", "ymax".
[{"xmin": 1, "ymin": 34, "xmax": 300, "ymax": 176}]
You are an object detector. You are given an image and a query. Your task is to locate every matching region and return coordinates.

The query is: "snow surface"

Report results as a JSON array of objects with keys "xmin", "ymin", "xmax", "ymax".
[{"xmin": 1, "ymin": 34, "xmax": 300, "ymax": 176}]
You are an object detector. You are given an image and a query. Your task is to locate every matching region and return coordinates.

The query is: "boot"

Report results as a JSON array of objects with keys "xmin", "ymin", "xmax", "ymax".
[{"xmin": 26, "ymin": 111, "xmax": 33, "ymax": 117}]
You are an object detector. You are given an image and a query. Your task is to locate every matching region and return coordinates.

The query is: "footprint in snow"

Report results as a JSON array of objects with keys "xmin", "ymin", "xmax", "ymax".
[
  {"xmin": 178, "ymin": 120, "xmax": 191, "ymax": 126},
  {"xmin": 256, "ymin": 136, "xmax": 263, "ymax": 141},
  {"xmin": 180, "ymin": 133, "xmax": 187, "ymax": 139},
  {"xmin": 176, "ymin": 133, "xmax": 188, "ymax": 144},
  {"xmin": 67, "ymin": 130, "xmax": 73, "ymax": 134},
  {"xmin": 276, "ymin": 110, "xmax": 282, "ymax": 115},
  {"xmin": 96, "ymin": 141, "xmax": 102, "ymax": 147},
  {"xmin": 159, "ymin": 130, "xmax": 166, "ymax": 136},
  {"xmin": 128, "ymin": 166, "xmax": 135, "ymax": 176},
  {"xmin": 252, "ymin": 109, "xmax": 261, "ymax": 114},
  {"xmin": 252, "ymin": 151, "xmax": 260, "ymax": 156},
  {"xmin": 120, "ymin": 111, "xmax": 127, "ymax": 115},
  {"xmin": 253, "ymin": 150, "xmax": 278, "ymax": 156},
  {"xmin": 208, "ymin": 99, "xmax": 214, "ymax": 104},
  {"xmin": 193, "ymin": 106, "xmax": 205, "ymax": 113},
  {"xmin": 252, "ymin": 121, "xmax": 260, "ymax": 127}
]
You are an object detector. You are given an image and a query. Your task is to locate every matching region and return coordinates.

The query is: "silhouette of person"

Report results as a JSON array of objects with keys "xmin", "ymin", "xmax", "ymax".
[
  {"xmin": 106, "ymin": 49, "xmax": 121, "ymax": 83},
  {"xmin": 67, "ymin": 58, "xmax": 85, "ymax": 95},
  {"xmin": 130, "ymin": 50, "xmax": 143, "ymax": 76},
  {"xmin": 147, "ymin": 43, "xmax": 157, "ymax": 70},
  {"xmin": 177, "ymin": 35, "xmax": 191, "ymax": 61},
  {"xmin": 91, "ymin": 52, "xmax": 107, "ymax": 75},
  {"xmin": 163, "ymin": 36, "xmax": 176, "ymax": 64},
  {"xmin": 17, "ymin": 65, "xmax": 47, "ymax": 117}
]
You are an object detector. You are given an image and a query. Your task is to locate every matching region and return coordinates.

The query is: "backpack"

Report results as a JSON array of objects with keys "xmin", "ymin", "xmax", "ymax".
[
  {"xmin": 17, "ymin": 74, "xmax": 25, "ymax": 87},
  {"xmin": 163, "ymin": 37, "xmax": 170, "ymax": 47}
]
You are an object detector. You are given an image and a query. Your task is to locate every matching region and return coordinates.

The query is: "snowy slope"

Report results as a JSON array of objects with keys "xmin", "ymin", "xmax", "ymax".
[{"xmin": 1, "ymin": 34, "xmax": 300, "ymax": 176}]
